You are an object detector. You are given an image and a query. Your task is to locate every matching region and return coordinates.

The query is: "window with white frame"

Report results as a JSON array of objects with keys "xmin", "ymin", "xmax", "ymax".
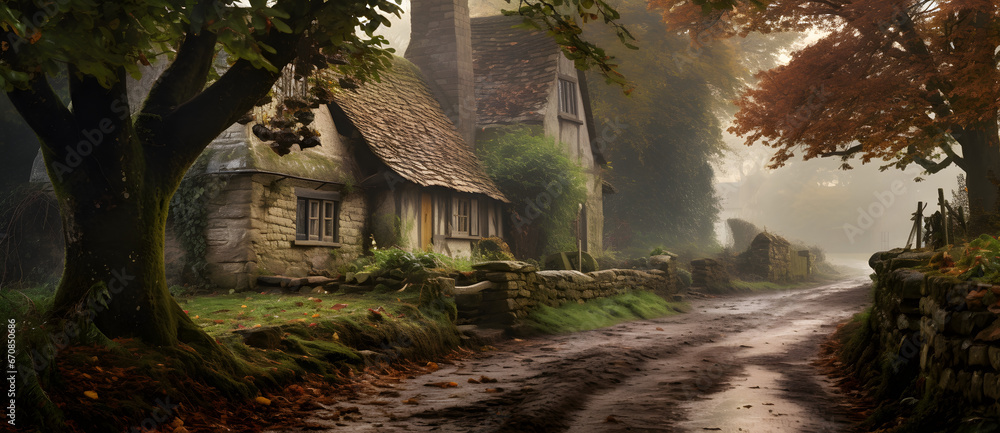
[
  {"xmin": 294, "ymin": 189, "xmax": 340, "ymax": 245},
  {"xmin": 558, "ymin": 78, "xmax": 578, "ymax": 116}
]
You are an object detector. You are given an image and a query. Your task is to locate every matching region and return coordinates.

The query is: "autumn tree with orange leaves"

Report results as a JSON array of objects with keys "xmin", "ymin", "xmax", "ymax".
[{"xmin": 651, "ymin": 0, "xmax": 1000, "ymax": 234}]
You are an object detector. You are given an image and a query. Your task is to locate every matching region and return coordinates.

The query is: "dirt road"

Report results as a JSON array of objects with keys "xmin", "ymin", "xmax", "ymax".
[{"xmin": 266, "ymin": 276, "xmax": 872, "ymax": 433}]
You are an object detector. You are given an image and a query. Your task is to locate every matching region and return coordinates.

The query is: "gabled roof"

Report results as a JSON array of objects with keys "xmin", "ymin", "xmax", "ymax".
[
  {"xmin": 328, "ymin": 57, "xmax": 508, "ymax": 202},
  {"xmin": 471, "ymin": 15, "xmax": 560, "ymax": 126}
]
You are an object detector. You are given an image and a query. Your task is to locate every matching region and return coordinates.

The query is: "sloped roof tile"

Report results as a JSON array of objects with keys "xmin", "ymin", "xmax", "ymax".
[
  {"xmin": 471, "ymin": 15, "xmax": 560, "ymax": 126},
  {"xmin": 329, "ymin": 57, "xmax": 508, "ymax": 202}
]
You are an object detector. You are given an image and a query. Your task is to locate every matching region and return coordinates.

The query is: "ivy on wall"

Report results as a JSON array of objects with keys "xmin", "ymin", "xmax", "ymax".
[{"xmin": 168, "ymin": 157, "xmax": 229, "ymax": 285}]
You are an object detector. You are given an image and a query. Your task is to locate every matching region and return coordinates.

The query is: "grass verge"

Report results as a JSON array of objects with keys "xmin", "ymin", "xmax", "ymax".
[
  {"xmin": 3, "ymin": 286, "xmax": 462, "ymax": 433},
  {"xmin": 520, "ymin": 290, "xmax": 689, "ymax": 335}
]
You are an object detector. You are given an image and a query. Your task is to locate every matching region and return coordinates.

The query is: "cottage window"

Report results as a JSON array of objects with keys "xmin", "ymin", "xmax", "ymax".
[
  {"xmin": 451, "ymin": 196, "xmax": 479, "ymax": 237},
  {"xmin": 294, "ymin": 189, "xmax": 340, "ymax": 246},
  {"xmin": 558, "ymin": 78, "xmax": 578, "ymax": 116},
  {"xmin": 455, "ymin": 198, "xmax": 470, "ymax": 235}
]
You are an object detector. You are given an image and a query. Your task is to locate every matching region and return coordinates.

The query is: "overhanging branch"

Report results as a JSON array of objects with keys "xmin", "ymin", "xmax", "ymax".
[
  {"xmin": 5, "ymin": 74, "xmax": 77, "ymax": 151},
  {"xmin": 908, "ymin": 144, "xmax": 954, "ymax": 174},
  {"xmin": 140, "ymin": 31, "xmax": 219, "ymax": 119},
  {"xmin": 820, "ymin": 144, "xmax": 862, "ymax": 158}
]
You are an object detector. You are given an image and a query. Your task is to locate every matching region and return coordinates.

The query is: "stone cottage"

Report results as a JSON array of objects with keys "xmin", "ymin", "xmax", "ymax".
[
  {"xmin": 181, "ymin": 56, "xmax": 509, "ymax": 290},
  {"xmin": 406, "ymin": 0, "xmax": 609, "ymax": 253}
]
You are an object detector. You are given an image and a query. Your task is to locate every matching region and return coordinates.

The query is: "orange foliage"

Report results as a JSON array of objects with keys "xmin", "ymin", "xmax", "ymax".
[{"xmin": 649, "ymin": 0, "xmax": 1000, "ymax": 170}]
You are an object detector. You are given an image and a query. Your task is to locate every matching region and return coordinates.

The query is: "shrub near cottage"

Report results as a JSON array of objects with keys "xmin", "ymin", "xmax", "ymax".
[{"xmin": 475, "ymin": 127, "xmax": 587, "ymax": 258}]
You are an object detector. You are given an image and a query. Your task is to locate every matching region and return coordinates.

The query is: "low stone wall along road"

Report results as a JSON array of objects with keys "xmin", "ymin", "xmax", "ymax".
[{"xmin": 266, "ymin": 277, "xmax": 872, "ymax": 433}]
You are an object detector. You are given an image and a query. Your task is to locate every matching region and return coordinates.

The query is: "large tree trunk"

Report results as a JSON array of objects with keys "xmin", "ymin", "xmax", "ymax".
[
  {"xmin": 32, "ymin": 70, "xmax": 211, "ymax": 347},
  {"xmin": 956, "ymin": 120, "xmax": 1000, "ymax": 236},
  {"xmin": 48, "ymin": 172, "xmax": 193, "ymax": 346}
]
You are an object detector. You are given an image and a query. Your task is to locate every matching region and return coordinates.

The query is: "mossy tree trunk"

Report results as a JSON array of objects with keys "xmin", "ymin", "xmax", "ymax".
[{"xmin": 6, "ymin": 30, "xmax": 301, "ymax": 346}]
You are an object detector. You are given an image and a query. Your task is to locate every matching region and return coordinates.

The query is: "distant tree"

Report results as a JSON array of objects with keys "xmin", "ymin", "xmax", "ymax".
[
  {"xmin": 651, "ymin": 0, "xmax": 1000, "ymax": 234},
  {"xmin": 727, "ymin": 218, "xmax": 761, "ymax": 253},
  {"xmin": 586, "ymin": 0, "xmax": 795, "ymax": 253}
]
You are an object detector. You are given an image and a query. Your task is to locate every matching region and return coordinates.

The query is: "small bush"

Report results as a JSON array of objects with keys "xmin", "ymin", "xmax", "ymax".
[{"xmin": 473, "ymin": 236, "xmax": 515, "ymax": 262}]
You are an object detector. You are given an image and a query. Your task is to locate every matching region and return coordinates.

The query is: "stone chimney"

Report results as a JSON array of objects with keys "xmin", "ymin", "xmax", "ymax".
[{"xmin": 405, "ymin": 0, "xmax": 477, "ymax": 146}]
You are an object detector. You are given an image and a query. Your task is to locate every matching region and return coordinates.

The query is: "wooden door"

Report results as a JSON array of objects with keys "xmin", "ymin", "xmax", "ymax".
[{"xmin": 421, "ymin": 193, "xmax": 433, "ymax": 250}]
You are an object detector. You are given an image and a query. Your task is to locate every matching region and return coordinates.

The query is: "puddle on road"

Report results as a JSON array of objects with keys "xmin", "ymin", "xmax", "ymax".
[{"xmin": 676, "ymin": 366, "xmax": 840, "ymax": 433}]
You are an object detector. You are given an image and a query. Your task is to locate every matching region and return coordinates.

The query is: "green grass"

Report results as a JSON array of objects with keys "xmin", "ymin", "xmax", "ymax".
[
  {"xmin": 728, "ymin": 277, "xmax": 836, "ymax": 293},
  {"xmin": 521, "ymin": 290, "xmax": 689, "ymax": 334},
  {"xmin": 178, "ymin": 289, "xmax": 425, "ymax": 335}
]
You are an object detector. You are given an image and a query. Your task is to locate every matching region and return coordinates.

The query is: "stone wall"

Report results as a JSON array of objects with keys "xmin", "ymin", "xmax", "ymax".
[
  {"xmin": 691, "ymin": 258, "xmax": 729, "ymax": 291},
  {"xmin": 744, "ymin": 232, "xmax": 792, "ymax": 282},
  {"xmin": 251, "ymin": 175, "xmax": 366, "ymax": 279},
  {"xmin": 201, "ymin": 174, "xmax": 366, "ymax": 291},
  {"xmin": 869, "ymin": 250, "xmax": 1000, "ymax": 417},
  {"xmin": 456, "ymin": 261, "xmax": 677, "ymax": 329}
]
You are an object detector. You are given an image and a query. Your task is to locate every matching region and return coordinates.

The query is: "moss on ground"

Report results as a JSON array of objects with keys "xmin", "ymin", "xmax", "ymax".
[
  {"xmin": 4, "ymin": 285, "xmax": 461, "ymax": 433},
  {"xmin": 520, "ymin": 290, "xmax": 689, "ymax": 335}
]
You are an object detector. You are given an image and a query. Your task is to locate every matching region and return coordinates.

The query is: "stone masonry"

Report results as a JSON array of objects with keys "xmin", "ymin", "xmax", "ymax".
[
  {"xmin": 455, "ymin": 261, "xmax": 677, "ymax": 329},
  {"xmin": 869, "ymin": 250, "xmax": 1000, "ymax": 417},
  {"xmin": 744, "ymin": 232, "xmax": 792, "ymax": 282},
  {"xmin": 405, "ymin": 0, "xmax": 477, "ymax": 145},
  {"xmin": 203, "ymin": 174, "xmax": 366, "ymax": 291}
]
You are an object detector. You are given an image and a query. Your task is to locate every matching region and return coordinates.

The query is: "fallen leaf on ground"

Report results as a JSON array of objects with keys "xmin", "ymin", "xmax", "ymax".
[
  {"xmin": 83, "ymin": 391, "xmax": 98, "ymax": 400},
  {"xmin": 255, "ymin": 396, "xmax": 272, "ymax": 405},
  {"xmin": 468, "ymin": 378, "xmax": 480, "ymax": 384},
  {"xmin": 424, "ymin": 382, "xmax": 458, "ymax": 388},
  {"xmin": 656, "ymin": 327, "xmax": 664, "ymax": 331},
  {"xmin": 402, "ymin": 398, "xmax": 419, "ymax": 405},
  {"xmin": 479, "ymin": 376, "xmax": 497, "ymax": 383},
  {"xmin": 331, "ymin": 303, "xmax": 348, "ymax": 310}
]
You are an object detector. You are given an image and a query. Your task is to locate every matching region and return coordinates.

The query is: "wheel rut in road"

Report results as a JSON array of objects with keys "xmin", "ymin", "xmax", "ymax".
[{"xmin": 264, "ymin": 277, "xmax": 872, "ymax": 433}]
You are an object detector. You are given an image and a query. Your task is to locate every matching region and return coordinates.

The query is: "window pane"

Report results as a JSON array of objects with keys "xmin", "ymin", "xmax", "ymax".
[
  {"xmin": 559, "ymin": 79, "xmax": 577, "ymax": 115},
  {"xmin": 309, "ymin": 200, "xmax": 319, "ymax": 240},
  {"xmin": 323, "ymin": 201, "xmax": 335, "ymax": 242},
  {"xmin": 295, "ymin": 198, "xmax": 307, "ymax": 240}
]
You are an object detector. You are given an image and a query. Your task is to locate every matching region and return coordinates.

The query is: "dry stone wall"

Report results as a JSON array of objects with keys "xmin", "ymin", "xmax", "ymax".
[
  {"xmin": 870, "ymin": 250, "xmax": 1000, "ymax": 417},
  {"xmin": 744, "ymin": 232, "xmax": 792, "ymax": 282},
  {"xmin": 456, "ymin": 261, "xmax": 677, "ymax": 329}
]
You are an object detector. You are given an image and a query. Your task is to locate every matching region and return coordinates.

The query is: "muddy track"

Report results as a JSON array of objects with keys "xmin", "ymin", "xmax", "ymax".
[{"xmin": 265, "ymin": 277, "xmax": 871, "ymax": 433}]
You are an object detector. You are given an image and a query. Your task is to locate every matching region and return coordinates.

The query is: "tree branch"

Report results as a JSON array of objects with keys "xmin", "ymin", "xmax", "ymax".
[
  {"xmin": 908, "ymin": 144, "xmax": 954, "ymax": 174},
  {"xmin": 938, "ymin": 137, "xmax": 967, "ymax": 171},
  {"xmin": 820, "ymin": 144, "xmax": 863, "ymax": 158},
  {"xmin": 150, "ymin": 27, "xmax": 303, "ymax": 176},
  {"xmin": 140, "ymin": 31, "xmax": 220, "ymax": 118},
  {"xmin": 5, "ymin": 74, "xmax": 77, "ymax": 150}
]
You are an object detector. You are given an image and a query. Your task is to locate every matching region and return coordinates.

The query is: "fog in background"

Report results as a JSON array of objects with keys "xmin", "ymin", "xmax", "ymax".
[
  {"xmin": 380, "ymin": 1, "xmax": 962, "ymax": 255},
  {"xmin": 713, "ymin": 136, "xmax": 964, "ymax": 254}
]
